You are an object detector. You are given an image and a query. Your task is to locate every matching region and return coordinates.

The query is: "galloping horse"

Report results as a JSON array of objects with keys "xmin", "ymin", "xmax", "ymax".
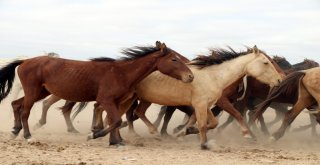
[
  {"xmin": 0, "ymin": 41, "xmax": 194, "ymax": 146},
  {"xmin": 149, "ymin": 55, "xmax": 285, "ymax": 138},
  {"xmin": 92, "ymin": 46, "xmax": 282, "ymax": 150},
  {"xmin": 217, "ymin": 57, "xmax": 318, "ymax": 135},
  {"xmin": 251, "ymin": 67, "xmax": 320, "ymax": 140}
]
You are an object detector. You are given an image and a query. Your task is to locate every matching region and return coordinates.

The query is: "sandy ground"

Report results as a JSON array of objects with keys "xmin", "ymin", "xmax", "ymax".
[{"xmin": 0, "ymin": 94, "xmax": 320, "ymax": 165}]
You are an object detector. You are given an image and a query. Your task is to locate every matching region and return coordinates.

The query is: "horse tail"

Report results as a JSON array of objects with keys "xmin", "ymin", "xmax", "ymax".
[
  {"xmin": 251, "ymin": 71, "xmax": 306, "ymax": 122},
  {"xmin": 71, "ymin": 102, "xmax": 89, "ymax": 121},
  {"xmin": 0, "ymin": 60, "xmax": 24, "ymax": 102}
]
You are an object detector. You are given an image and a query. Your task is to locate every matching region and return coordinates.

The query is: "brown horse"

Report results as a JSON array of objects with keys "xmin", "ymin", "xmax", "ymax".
[
  {"xmin": 251, "ymin": 67, "xmax": 320, "ymax": 140},
  {"xmin": 0, "ymin": 41, "xmax": 194, "ymax": 145}
]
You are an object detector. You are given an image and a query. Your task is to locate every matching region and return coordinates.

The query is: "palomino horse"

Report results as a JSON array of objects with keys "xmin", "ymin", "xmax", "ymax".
[
  {"xmin": 149, "ymin": 55, "xmax": 285, "ymax": 137},
  {"xmin": 251, "ymin": 67, "xmax": 320, "ymax": 140},
  {"xmin": 93, "ymin": 46, "xmax": 283, "ymax": 150},
  {"xmin": 0, "ymin": 41, "xmax": 194, "ymax": 145},
  {"xmin": 217, "ymin": 57, "xmax": 318, "ymax": 135}
]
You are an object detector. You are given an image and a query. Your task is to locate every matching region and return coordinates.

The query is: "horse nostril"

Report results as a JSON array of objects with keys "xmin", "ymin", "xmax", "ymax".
[
  {"xmin": 278, "ymin": 79, "xmax": 281, "ymax": 83},
  {"xmin": 189, "ymin": 74, "xmax": 194, "ymax": 79}
]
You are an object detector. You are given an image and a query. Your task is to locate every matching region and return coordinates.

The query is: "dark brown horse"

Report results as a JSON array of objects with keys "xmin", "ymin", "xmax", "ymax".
[
  {"xmin": 251, "ymin": 68, "xmax": 320, "ymax": 140},
  {"xmin": 0, "ymin": 41, "xmax": 194, "ymax": 145}
]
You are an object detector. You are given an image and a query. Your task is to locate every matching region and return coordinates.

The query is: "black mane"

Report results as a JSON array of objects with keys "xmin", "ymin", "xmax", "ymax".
[
  {"xmin": 90, "ymin": 57, "xmax": 116, "ymax": 62},
  {"xmin": 90, "ymin": 45, "xmax": 162, "ymax": 62},
  {"xmin": 190, "ymin": 46, "xmax": 261, "ymax": 69},
  {"xmin": 120, "ymin": 46, "xmax": 161, "ymax": 61}
]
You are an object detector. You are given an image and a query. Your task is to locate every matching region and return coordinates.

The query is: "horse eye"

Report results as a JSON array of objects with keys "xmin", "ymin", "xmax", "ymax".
[
  {"xmin": 172, "ymin": 58, "xmax": 177, "ymax": 62},
  {"xmin": 263, "ymin": 62, "xmax": 269, "ymax": 65}
]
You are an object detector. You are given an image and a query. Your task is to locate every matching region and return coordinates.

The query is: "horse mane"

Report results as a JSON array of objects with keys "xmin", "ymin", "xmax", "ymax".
[
  {"xmin": 272, "ymin": 55, "xmax": 292, "ymax": 70},
  {"xmin": 190, "ymin": 46, "xmax": 264, "ymax": 69},
  {"xmin": 121, "ymin": 46, "xmax": 161, "ymax": 61},
  {"xmin": 90, "ymin": 57, "xmax": 116, "ymax": 62},
  {"xmin": 291, "ymin": 59, "xmax": 319, "ymax": 71},
  {"xmin": 90, "ymin": 45, "xmax": 163, "ymax": 62}
]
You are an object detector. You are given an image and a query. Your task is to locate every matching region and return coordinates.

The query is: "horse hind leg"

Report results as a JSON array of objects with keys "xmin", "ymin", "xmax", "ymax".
[
  {"xmin": 153, "ymin": 106, "xmax": 167, "ymax": 128},
  {"xmin": 61, "ymin": 101, "xmax": 79, "ymax": 133},
  {"xmin": 34, "ymin": 95, "xmax": 61, "ymax": 130},
  {"xmin": 21, "ymin": 88, "xmax": 50, "ymax": 141},
  {"xmin": 11, "ymin": 97, "xmax": 24, "ymax": 138}
]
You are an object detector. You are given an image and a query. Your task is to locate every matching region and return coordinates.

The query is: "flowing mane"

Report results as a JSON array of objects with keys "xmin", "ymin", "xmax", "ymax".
[
  {"xmin": 121, "ymin": 46, "xmax": 161, "ymax": 61},
  {"xmin": 190, "ymin": 46, "xmax": 264, "ymax": 69},
  {"xmin": 90, "ymin": 45, "xmax": 162, "ymax": 62}
]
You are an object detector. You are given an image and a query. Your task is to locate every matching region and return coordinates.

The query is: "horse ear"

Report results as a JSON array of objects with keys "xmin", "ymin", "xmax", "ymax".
[
  {"xmin": 156, "ymin": 41, "xmax": 161, "ymax": 48},
  {"xmin": 253, "ymin": 45, "xmax": 259, "ymax": 54},
  {"xmin": 160, "ymin": 43, "xmax": 167, "ymax": 53}
]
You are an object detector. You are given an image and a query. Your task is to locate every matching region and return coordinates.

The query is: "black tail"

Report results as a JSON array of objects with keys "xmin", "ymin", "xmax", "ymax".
[
  {"xmin": 71, "ymin": 102, "xmax": 89, "ymax": 121},
  {"xmin": 0, "ymin": 60, "xmax": 24, "ymax": 102},
  {"xmin": 251, "ymin": 71, "xmax": 306, "ymax": 122}
]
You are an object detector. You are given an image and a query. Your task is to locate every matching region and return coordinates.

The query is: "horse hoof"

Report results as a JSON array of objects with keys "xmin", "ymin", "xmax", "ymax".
[
  {"xmin": 268, "ymin": 136, "xmax": 276, "ymax": 143},
  {"xmin": 153, "ymin": 134, "xmax": 162, "ymax": 141},
  {"xmin": 175, "ymin": 130, "xmax": 186, "ymax": 138},
  {"xmin": 26, "ymin": 138, "xmax": 36, "ymax": 143},
  {"xmin": 33, "ymin": 123, "xmax": 43, "ymax": 130},
  {"xmin": 243, "ymin": 133, "xmax": 253, "ymax": 139},
  {"xmin": 9, "ymin": 133, "xmax": 18, "ymax": 140},
  {"xmin": 87, "ymin": 132, "xmax": 94, "ymax": 141},
  {"xmin": 201, "ymin": 139, "xmax": 216, "ymax": 150},
  {"xmin": 68, "ymin": 129, "xmax": 80, "ymax": 134}
]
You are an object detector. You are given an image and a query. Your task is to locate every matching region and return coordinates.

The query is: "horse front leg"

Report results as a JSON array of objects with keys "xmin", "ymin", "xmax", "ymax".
[
  {"xmin": 216, "ymin": 97, "xmax": 253, "ymax": 138},
  {"xmin": 91, "ymin": 103, "xmax": 104, "ymax": 132},
  {"xmin": 160, "ymin": 106, "xmax": 176, "ymax": 137},
  {"xmin": 153, "ymin": 106, "xmax": 167, "ymax": 128},
  {"xmin": 193, "ymin": 102, "xmax": 210, "ymax": 150},
  {"xmin": 272, "ymin": 93, "xmax": 314, "ymax": 140},
  {"xmin": 34, "ymin": 95, "xmax": 60, "ymax": 130},
  {"xmin": 88, "ymin": 100, "xmax": 122, "ymax": 145},
  {"xmin": 134, "ymin": 100, "xmax": 158, "ymax": 135}
]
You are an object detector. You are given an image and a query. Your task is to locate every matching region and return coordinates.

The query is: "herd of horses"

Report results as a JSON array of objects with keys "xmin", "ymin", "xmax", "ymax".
[{"xmin": 0, "ymin": 41, "xmax": 319, "ymax": 150}]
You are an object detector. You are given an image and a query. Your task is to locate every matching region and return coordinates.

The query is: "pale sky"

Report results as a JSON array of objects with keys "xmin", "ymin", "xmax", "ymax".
[{"xmin": 0, "ymin": 0, "xmax": 319, "ymax": 63}]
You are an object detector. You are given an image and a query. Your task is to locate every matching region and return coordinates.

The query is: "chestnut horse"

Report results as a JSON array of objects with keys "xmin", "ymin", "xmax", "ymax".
[
  {"xmin": 0, "ymin": 41, "xmax": 194, "ymax": 145},
  {"xmin": 251, "ymin": 67, "xmax": 320, "ymax": 140},
  {"xmin": 92, "ymin": 46, "xmax": 282, "ymax": 150}
]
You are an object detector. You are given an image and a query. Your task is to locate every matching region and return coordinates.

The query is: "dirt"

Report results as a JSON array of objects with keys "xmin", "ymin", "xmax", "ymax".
[{"xmin": 0, "ymin": 96, "xmax": 320, "ymax": 165}]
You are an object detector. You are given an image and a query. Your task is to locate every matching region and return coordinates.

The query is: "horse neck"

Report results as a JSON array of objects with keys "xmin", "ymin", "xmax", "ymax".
[
  {"xmin": 118, "ymin": 55, "xmax": 159, "ymax": 89},
  {"xmin": 205, "ymin": 53, "xmax": 257, "ymax": 89}
]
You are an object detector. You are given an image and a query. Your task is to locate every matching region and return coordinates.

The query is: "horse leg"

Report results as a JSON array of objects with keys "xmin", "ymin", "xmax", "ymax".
[
  {"xmin": 206, "ymin": 108, "xmax": 218, "ymax": 130},
  {"xmin": 134, "ymin": 100, "xmax": 158, "ymax": 135},
  {"xmin": 258, "ymin": 115, "xmax": 270, "ymax": 136},
  {"xmin": 153, "ymin": 106, "xmax": 167, "ymax": 128},
  {"xmin": 310, "ymin": 113, "xmax": 317, "ymax": 137},
  {"xmin": 11, "ymin": 97, "xmax": 24, "ymax": 138},
  {"xmin": 61, "ymin": 101, "xmax": 79, "ymax": 133},
  {"xmin": 22, "ymin": 88, "xmax": 50, "ymax": 140},
  {"xmin": 91, "ymin": 103, "xmax": 104, "ymax": 132},
  {"xmin": 193, "ymin": 102, "xmax": 210, "ymax": 150},
  {"xmin": 266, "ymin": 103, "xmax": 287, "ymax": 127},
  {"xmin": 88, "ymin": 101, "xmax": 122, "ymax": 145},
  {"xmin": 216, "ymin": 97, "xmax": 252, "ymax": 138},
  {"xmin": 160, "ymin": 106, "xmax": 176, "ymax": 137},
  {"xmin": 272, "ymin": 89, "xmax": 314, "ymax": 140},
  {"xmin": 34, "ymin": 95, "xmax": 60, "ymax": 130}
]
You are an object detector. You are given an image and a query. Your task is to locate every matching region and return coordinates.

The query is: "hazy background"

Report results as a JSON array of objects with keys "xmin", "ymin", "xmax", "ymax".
[{"xmin": 0, "ymin": 0, "xmax": 319, "ymax": 63}]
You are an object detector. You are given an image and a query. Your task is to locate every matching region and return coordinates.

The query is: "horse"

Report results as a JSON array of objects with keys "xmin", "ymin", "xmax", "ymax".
[
  {"xmin": 217, "ymin": 58, "xmax": 319, "ymax": 135},
  {"xmin": 91, "ymin": 46, "xmax": 283, "ymax": 150},
  {"xmin": 0, "ymin": 41, "xmax": 194, "ymax": 146},
  {"xmin": 251, "ymin": 67, "xmax": 320, "ymax": 141},
  {"xmin": 150, "ymin": 55, "xmax": 285, "ymax": 138}
]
